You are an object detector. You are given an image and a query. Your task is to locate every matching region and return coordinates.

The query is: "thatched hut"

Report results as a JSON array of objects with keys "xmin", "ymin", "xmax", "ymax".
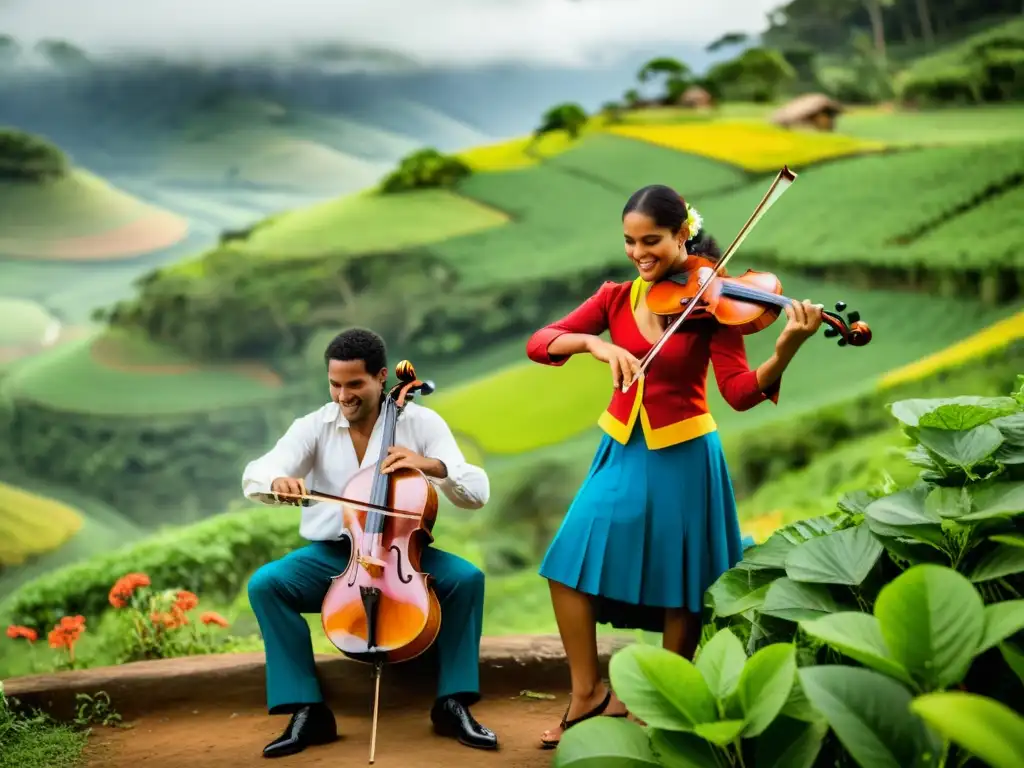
[
  {"xmin": 771, "ymin": 94, "xmax": 843, "ymax": 132},
  {"xmin": 678, "ymin": 85, "xmax": 714, "ymax": 109}
]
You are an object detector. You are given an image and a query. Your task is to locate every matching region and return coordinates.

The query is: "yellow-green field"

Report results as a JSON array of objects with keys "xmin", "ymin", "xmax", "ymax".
[
  {"xmin": 0, "ymin": 298, "xmax": 57, "ymax": 350},
  {"xmin": 0, "ymin": 170, "xmax": 189, "ymax": 260},
  {"xmin": 0, "ymin": 482, "xmax": 83, "ymax": 567},
  {"xmin": 203, "ymin": 188, "xmax": 510, "ymax": 263},
  {"xmin": 607, "ymin": 120, "xmax": 888, "ymax": 172}
]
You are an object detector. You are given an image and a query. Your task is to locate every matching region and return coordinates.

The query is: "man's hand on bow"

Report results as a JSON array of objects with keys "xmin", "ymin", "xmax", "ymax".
[{"xmin": 380, "ymin": 446, "xmax": 448, "ymax": 479}]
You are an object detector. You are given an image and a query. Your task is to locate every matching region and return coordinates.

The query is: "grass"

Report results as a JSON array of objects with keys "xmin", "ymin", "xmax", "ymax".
[
  {"xmin": 696, "ymin": 139, "xmax": 1024, "ymax": 269},
  {"xmin": 0, "ymin": 169, "xmax": 188, "ymax": 260},
  {"xmin": 836, "ymin": 105, "xmax": 1024, "ymax": 146},
  {"xmin": 0, "ymin": 298, "xmax": 57, "ymax": 349},
  {"xmin": 458, "ymin": 130, "xmax": 588, "ymax": 171},
  {"xmin": 0, "ymin": 473, "xmax": 146, "ymax": 600},
  {"xmin": 1, "ymin": 329, "xmax": 283, "ymax": 416},
  {"xmin": 879, "ymin": 308, "xmax": 1024, "ymax": 387},
  {"xmin": 0, "ymin": 699, "xmax": 87, "ymax": 768},
  {"xmin": 428, "ymin": 135, "xmax": 749, "ymax": 287},
  {"xmin": 736, "ymin": 429, "xmax": 920, "ymax": 526},
  {"xmin": 430, "ymin": 271, "xmax": 1021, "ymax": 455},
  {"xmin": 217, "ymin": 188, "xmax": 509, "ymax": 261},
  {"xmin": 0, "ymin": 482, "xmax": 84, "ymax": 567},
  {"xmin": 607, "ymin": 120, "xmax": 888, "ymax": 172}
]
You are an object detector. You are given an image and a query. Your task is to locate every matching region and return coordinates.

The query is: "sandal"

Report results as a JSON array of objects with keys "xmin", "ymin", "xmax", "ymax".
[{"xmin": 539, "ymin": 690, "xmax": 627, "ymax": 749}]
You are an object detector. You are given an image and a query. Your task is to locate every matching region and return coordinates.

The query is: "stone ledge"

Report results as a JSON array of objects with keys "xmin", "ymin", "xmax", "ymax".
[{"xmin": 4, "ymin": 634, "xmax": 632, "ymax": 720}]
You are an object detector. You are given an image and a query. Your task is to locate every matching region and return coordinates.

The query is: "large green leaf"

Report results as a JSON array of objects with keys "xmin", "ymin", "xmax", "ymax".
[
  {"xmin": 864, "ymin": 486, "xmax": 944, "ymax": 543},
  {"xmin": 648, "ymin": 729, "xmax": 720, "ymax": 768},
  {"xmin": 924, "ymin": 486, "xmax": 971, "ymax": 519},
  {"xmin": 991, "ymin": 533, "xmax": 1024, "ymax": 548},
  {"xmin": 738, "ymin": 533, "xmax": 795, "ymax": 571},
  {"xmin": 760, "ymin": 578, "xmax": 843, "ymax": 622},
  {"xmin": 779, "ymin": 678, "xmax": 824, "ymax": 723},
  {"xmin": 910, "ymin": 692, "xmax": 1024, "ymax": 768},
  {"xmin": 916, "ymin": 424, "xmax": 1003, "ymax": 472},
  {"xmin": 707, "ymin": 568, "xmax": 774, "ymax": 617},
  {"xmin": 753, "ymin": 716, "xmax": 828, "ymax": 768},
  {"xmin": 999, "ymin": 641, "xmax": 1024, "ymax": 686},
  {"xmin": 798, "ymin": 666, "xmax": 941, "ymax": 768},
  {"xmin": 785, "ymin": 525, "xmax": 883, "ymax": 585},
  {"xmin": 962, "ymin": 481, "xmax": 1024, "ymax": 521},
  {"xmin": 889, "ymin": 396, "xmax": 1016, "ymax": 428},
  {"xmin": 977, "ymin": 600, "xmax": 1024, "ymax": 655},
  {"xmin": 553, "ymin": 716, "xmax": 660, "ymax": 767},
  {"xmin": 694, "ymin": 628, "xmax": 746, "ymax": 701},
  {"xmin": 735, "ymin": 643, "xmax": 797, "ymax": 737},
  {"xmin": 777, "ymin": 513, "xmax": 853, "ymax": 544},
  {"xmin": 692, "ymin": 720, "xmax": 744, "ymax": 746},
  {"xmin": 798, "ymin": 612, "xmax": 914, "ymax": 687},
  {"xmin": 608, "ymin": 644, "xmax": 717, "ymax": 731},
  {"xmin": 873, "ymin": 565, "xmax": 984, "ymax": 690},
  {"xmin": 967, "ymin": 542, "xmax": 1024, "ymax": 582}
]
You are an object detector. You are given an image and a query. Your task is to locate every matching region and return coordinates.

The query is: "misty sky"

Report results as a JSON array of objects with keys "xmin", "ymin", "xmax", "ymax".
[{"xmin": 2, "ymin": 0, "xmax": 781, "ymax": 66}]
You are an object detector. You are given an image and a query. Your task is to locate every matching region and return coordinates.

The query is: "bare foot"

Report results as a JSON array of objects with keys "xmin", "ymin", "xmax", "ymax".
[{"xmin": 540, "ymin": 683, "xmax": 628, "ymax": 747}]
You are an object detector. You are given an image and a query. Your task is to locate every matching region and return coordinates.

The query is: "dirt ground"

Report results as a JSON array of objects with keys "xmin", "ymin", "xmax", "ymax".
[{"xmin": 83, "ymin": 694, "xmax": 570, "ymax": 768}]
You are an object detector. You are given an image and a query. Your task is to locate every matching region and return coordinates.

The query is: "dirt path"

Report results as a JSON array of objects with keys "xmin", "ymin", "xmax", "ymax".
[{"xmin": 83, "ymin": 695, "xmax": 568, "ymax": 768}]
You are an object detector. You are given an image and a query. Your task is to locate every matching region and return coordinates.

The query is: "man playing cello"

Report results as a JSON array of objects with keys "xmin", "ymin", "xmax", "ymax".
[{"xmin": 241, "ymin": 327, "xmax": 498, "ymax": 758}]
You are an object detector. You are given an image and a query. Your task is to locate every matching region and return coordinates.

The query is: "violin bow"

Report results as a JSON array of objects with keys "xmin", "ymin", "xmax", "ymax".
[
  {"xmin": 621, "ymin": 166, "xmax": 798, "ymax": 393},
  {"xmin": 252, "ymin": 490, "xmax": 424, "ymax": 520}
]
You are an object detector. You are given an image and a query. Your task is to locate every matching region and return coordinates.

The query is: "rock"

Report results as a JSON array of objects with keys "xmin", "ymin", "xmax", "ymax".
[{"xmin": 4, "ymin": 634, "xmax": 632, "ymax": 721}]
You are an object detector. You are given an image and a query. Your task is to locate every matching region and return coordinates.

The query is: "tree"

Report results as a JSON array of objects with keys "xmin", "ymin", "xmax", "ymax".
[
  {"xmin": 0, "ymin": 34, "xmax": 19, "ymax": 66},
  {"xmin": 533, "ymin": 102, "xmax": 588, "ymax": 141},
  {"xmin": 705, "ymin": 47, "xmax": 797, "ymax": 103},
  {"xmin": 0, "ymin": 130, "xmax": 69, "ymax": 183},
  {"xmin": 378, "ymin": 147, "xmax": 471, "ymax": 194},
  {"xmin": 637, "ymin": 57, "xmax": 692, "ymax": 104},
  {"xmin": 493, "ymin": 460, "xmax": 578, "ymax": 562},
  {"xmin": 706, "ymin": 32, "xmax": 749, "ymax": 53}
]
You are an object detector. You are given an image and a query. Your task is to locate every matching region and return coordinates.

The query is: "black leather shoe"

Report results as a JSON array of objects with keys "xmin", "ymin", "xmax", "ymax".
[
  {"xmin": 431, "ymin": 697, "xmax": 498, "ymax": 750},
  {"xmin": 263, "ymin": 703, "xmax": 338, "ymax": 758}
]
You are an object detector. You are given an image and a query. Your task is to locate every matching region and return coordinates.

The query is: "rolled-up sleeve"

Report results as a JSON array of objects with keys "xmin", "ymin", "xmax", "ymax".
[
  {"xmin": 414, "ymin": 408, "xmax": 490, "ymax": 510},
  {"xmin": 709, "ymin": 324, "xmax": 780, "ymax": 411},
  {"xmin": 242, "ymin": 414, "xmax": 318, "ymax": 502},
  {"xmin": 525, "ymin": 281, "xmax": 615, "ymax": 366}
]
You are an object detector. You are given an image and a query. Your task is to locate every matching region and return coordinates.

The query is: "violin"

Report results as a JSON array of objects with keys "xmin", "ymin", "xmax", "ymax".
[
  {"xmin": 622, "ymin": 166, "xmax": 873, "ymax": 393},
  {"xmin": 257, "ymin": 360, "xmax": 439, "ymax": 765},
  {"xmin": 645, "ymin": 253, "xmax": 873, "ymax": 347}
]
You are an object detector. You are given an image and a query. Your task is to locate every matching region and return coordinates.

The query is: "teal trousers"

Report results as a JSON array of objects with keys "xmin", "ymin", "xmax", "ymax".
[{"xmin": 247, "ymin": 540, "xmax": 485, "ymax": 714}]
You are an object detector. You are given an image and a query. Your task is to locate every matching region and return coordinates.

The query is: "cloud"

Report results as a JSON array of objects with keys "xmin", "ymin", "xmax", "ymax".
[{"xmin": 1, "ymin": 0, "xmax": 779, "ymax": 67}]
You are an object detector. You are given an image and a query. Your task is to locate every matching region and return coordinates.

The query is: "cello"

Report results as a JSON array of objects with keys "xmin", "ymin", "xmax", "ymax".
[
  {"xmin": 622, "ymin": 166, "xmax": 872, "ymax": 392},
  {"xmin": 257, "ymin": 360, "xmax": 440, "ymax": 764}
]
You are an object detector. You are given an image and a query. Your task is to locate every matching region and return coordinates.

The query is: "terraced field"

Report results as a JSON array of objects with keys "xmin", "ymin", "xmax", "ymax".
[
  {"xmin": 1, "ymin": 328, "xmax": 282, "ymax": 415},
  {"xmin": 3, "ymin": 103, "xmax": 1024, "ymax": 619},
  {"xmin": 0, "ymin": 169, "xmax": 189, "ymax": 261}
]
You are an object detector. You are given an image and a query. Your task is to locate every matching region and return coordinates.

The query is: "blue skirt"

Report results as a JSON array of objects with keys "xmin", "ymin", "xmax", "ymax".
[{"xmin": 539, "ymin": 425, "xmax": 745, "ymax": 632}]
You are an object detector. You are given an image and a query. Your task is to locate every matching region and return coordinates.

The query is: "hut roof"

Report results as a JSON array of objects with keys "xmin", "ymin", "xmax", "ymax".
[
  {"xmin": 680, "ymin": 85, "xmax": 712, "ymax": 103},
  {"xmin": 771, "ymin": 93, "xmax": 843, "ymax": 125}
]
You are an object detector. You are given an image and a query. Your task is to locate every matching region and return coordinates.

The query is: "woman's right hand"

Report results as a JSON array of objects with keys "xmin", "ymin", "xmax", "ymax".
[{"xmin": 587, "ymin": 338, "xmax": 642, "ymax": 389}]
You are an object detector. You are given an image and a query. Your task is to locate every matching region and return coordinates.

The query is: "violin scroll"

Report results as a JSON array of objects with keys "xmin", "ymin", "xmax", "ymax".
[
  {"xmin": 390, "ymin": 360, "xmax": 436, "ymax": 408},
  {"xmin": 821, "ymin": 300, "xmax": 872, "ymax": 348}
]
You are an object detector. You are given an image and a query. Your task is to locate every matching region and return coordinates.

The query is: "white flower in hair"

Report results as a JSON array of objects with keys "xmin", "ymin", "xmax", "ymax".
[{"xmin": 686, "ymin": 204, "xmax": 703, "ymax": 239}]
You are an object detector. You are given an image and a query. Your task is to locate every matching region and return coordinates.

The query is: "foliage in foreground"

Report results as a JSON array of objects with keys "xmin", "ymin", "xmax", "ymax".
[
  {"xmin": 2, "ymin": 505, "xmax": 303, "ymax": 631},
  {"xmin": 0, "ymin": 681, "xmax": 121, "ymax": 768},
  {"xmin": 556, "ymin": 378, "xmax": 1024, "ymax": 766}
]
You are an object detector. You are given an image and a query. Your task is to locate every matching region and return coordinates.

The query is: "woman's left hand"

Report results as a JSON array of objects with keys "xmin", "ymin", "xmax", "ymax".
[{"xmin": 776, "ymin": 298, "xmax": 823, "ymax": 359}]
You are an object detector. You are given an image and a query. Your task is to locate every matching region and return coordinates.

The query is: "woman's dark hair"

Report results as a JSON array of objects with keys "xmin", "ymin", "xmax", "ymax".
[{"xmin": 622, "ymin": 184, "xmax": 721, "ymax": 260}]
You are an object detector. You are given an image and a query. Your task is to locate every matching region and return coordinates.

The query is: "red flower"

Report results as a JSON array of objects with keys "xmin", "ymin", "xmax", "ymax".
[
  {"xmin": 109, "ymin": 572, "xmax": 151, "ymax": 608},
  {"xmin": 150, "ymin": 609, "xmax": 188, "ymax": 630},
  {"xmin": 48, "ymin": 615, "xmax": 86, "ymax": 653},
  {"xmin": 174, "ymin": 590, "xmax": 199, "ymax": 612},
  {"xmin": 6, "ymin": 624, "xmax": 38, "ymax": 642},
  {"xmin": 200, "ymin": 612, "xmax": 229, "ymax": 628}
]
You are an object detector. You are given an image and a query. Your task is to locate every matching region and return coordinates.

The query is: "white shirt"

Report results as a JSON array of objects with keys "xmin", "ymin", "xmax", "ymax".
[{"xmin": 241, "ymin": 400, "xmax": 490, "ymax": 541}]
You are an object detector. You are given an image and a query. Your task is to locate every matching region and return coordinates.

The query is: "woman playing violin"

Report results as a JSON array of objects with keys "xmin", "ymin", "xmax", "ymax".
[{"xmin": 524, "ymin": 184, "xmax": 823, "ymax": 748}]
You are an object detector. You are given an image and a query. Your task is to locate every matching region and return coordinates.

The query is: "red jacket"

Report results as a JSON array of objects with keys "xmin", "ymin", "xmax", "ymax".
[{"xmin": 525, "ymin": 278, "xmax": 780, "ymax": 449}]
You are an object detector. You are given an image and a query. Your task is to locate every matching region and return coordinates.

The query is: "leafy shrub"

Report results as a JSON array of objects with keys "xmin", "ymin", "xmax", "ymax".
[
  {"xmin": 556, "ymin": 378, "xmax": 1024, "ymax": 766},
  {"xmin": 2, "ymin": 506, "xmax": 305, "ymax": 631},
  {"xmin": 380, "ymin": 148, "xmax": 471, "ymax": 194},
  {"xmin": 0, "ymin": 129, "xmax": 68, "ymax": 183}
]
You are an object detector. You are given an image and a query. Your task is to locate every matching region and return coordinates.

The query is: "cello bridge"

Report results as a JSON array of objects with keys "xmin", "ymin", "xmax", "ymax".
[{"xmin": 357, "ymin": 554, "xmax": 386, "ymax": 576}]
